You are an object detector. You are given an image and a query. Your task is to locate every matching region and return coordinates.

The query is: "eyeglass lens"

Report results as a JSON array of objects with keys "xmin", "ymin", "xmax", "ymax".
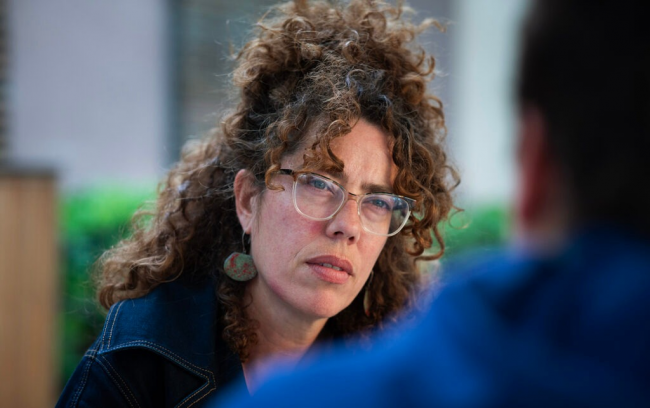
[{"xmin": 293, "ymin": 173, "xmax": 410, "ymax": 236}]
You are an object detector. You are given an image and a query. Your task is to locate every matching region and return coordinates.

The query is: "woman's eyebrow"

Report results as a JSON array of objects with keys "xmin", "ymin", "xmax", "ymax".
[
  {"xmin": 361, "ymin": 182, "xmax": 394, "ymax": 194},
  {"xmin": 328, "ymin": 170, "xmax": 394, "ymax": 194}
]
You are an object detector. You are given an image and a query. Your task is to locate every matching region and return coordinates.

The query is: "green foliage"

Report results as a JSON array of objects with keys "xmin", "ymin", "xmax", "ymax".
[
  {"xmin": 442, "ymin": 204, "xmax": 513, "ymax": 261},
  {"xmin": 59, "ymin": 185, "xmax": 155, "ymax": 387}
]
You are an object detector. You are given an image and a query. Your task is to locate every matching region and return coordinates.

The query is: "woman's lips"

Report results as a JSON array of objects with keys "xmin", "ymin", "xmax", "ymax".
[
  {"xmin": 306, "ymin": 255, "xmax": 353, "ymax": 284},
  {"xmin": 308, "ymin": 263, "xmax": 350, "ymax": 284}
]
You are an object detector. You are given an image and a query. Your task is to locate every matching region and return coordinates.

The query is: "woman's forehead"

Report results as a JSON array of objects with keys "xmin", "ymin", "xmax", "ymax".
[
  {"xmin": 282, "ymin": 119, "xmax": 398, "ymax": 187},
  {"xmin": 283, "ymin": 118, "xmax": 395, "ymax": 166}
]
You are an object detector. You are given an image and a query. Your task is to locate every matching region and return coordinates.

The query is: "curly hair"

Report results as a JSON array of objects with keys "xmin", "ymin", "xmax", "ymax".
[{"xmin": 96, "ymin": 0, "xmax": 459, "ymax": 362}]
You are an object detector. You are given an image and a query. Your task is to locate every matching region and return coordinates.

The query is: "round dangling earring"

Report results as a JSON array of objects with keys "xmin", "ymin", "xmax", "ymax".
[
  {"xmin": 223, "ymin": 232, "xmax": 257, "ymax": 282},
  {"xmin": 363, "ymin": 271, "xmax": 374, "ymax": 317}
]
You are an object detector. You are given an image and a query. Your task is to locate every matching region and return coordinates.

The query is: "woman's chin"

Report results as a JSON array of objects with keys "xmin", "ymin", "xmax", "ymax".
[{"xmin": 294, "ymin": 292, "xmax": 357, "ymax": 321}]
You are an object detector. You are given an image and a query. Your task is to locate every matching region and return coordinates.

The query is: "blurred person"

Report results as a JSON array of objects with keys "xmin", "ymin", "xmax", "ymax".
[
  {"xmin": 56, "ymin": 0, "xmax": 458, "ymax": 407},
  {"xmin": 216, "ymin": 0, "xmax": 650, "ymax": 406}
]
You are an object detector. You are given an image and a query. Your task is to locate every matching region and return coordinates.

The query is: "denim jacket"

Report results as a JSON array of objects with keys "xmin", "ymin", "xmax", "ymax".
[{"xmin": 56, "ymin": 277, "xmax": 244, "ymax": 408}]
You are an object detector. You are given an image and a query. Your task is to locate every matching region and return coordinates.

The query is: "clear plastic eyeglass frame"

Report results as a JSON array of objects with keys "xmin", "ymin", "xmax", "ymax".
[{"xmin": 277, "ymin": 169, "xmax": 415, "ymax": 237}]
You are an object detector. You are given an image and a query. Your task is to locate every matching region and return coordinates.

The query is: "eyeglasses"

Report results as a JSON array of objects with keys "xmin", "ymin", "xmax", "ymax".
[{"xmin": 277, "ymin": 169, "xmax": 415, "ymax": 237}]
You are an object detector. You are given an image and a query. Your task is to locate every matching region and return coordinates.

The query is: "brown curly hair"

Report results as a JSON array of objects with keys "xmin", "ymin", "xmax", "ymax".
[{"xmin": 96, "ymin": 0, "xmax": 459, "ymax": 362}]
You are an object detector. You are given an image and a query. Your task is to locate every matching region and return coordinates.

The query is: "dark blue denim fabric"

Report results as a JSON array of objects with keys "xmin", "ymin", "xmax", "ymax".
[{"xmin": 56, "ymin": 278, "xmax": 244, "ymax": 408}]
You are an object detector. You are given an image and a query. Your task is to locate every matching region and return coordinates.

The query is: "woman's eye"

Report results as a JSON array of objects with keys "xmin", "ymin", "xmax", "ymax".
[
  {"xmin": 369, "ymin": 197, "xmax": 392, "ymax": 210},
  {"xmin": 309, "ymin": 178, "xmax": 328, "ymax": 190}
]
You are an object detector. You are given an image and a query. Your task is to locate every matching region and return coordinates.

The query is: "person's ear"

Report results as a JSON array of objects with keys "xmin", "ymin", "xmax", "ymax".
[
  {"xmin": 234, "ymin": 169, "xmax": 259, "ymax": 234},
  {"xmin": 515, "ymin": 105, "xmax": 554, "ymax": 231}
]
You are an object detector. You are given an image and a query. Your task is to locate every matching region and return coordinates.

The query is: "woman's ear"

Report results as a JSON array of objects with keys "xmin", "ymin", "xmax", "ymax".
[{"xmin": 234, "ymin": 169, "xmax": 259, "ymax": 234}]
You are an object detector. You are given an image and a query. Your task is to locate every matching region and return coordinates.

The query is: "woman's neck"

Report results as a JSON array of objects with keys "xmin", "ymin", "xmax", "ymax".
[{"xmin": 242, "ymin": 283, "xmax": 328, "ymax": 393}]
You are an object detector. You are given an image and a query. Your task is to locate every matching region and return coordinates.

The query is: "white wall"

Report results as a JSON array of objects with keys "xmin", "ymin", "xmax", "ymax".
[
  {"xmin": 448, "ymin": 0, "xmax": 529, "ymax": 206},
  {"xmin": 7, "ymin": 0, "xmax": 170, "ymax": 190}
]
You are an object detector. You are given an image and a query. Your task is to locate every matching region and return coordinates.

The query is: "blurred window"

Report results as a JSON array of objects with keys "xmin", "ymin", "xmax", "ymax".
[
  {"xmin": 0, "ymin": 0, "xmax": 6, "ymax": 160},
  {"xmin": 175, "ymin": 0, "xmax": 277, "ymax": 148}
]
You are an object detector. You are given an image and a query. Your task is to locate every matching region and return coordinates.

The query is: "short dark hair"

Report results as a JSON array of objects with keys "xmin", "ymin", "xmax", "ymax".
[{"xmin": 517, "ymin": 0, "xmax": 650, "ymax": 229}]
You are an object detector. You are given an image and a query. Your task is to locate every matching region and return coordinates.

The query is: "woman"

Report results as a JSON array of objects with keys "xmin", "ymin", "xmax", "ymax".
[{"xmin": 57, "ymin": 0, "xmax": 458, "ymax": 406}]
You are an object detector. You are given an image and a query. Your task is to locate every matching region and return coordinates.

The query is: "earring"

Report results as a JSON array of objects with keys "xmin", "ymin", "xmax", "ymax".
[
  {"xmin": 363, "ymin": 271, "xmax": 374, "ymax": 317},
  {"xmin": 223, "ymin": 233, "xmax": 257, "ymax": 282}
]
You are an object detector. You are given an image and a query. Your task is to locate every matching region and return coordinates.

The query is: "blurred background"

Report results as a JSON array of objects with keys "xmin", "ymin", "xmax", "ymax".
[{"xmin": 0, "ymin": 0, "xmax": 527, "ymax": 406}]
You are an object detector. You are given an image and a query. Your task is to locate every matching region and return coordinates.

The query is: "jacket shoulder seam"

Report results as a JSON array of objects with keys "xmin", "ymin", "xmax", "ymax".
[
  {"xmin": 101, "ymin": 340, "xmax": 217, "ymax": 407},
  {"xmin": 95, "ymin": 355, "xmax": 142, "ymax": 408},
  {"xmin": 69, "ymin": 349, "xmax": 98, "ymax": 407}
]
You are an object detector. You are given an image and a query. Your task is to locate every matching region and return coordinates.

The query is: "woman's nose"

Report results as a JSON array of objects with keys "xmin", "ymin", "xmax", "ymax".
[{"xmin": 325, "ymin": 198, "xmax": 362, "ymax": 243}]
